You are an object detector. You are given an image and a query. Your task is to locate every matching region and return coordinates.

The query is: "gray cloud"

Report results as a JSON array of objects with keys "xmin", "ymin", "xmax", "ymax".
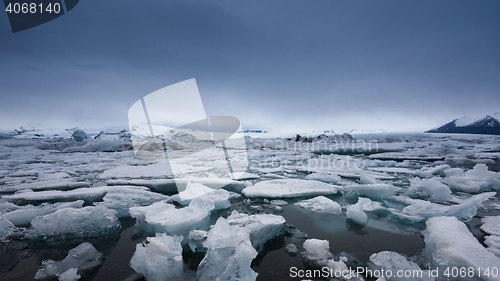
[{"xmin": 0, "ymin": 0, "xmax": 499, "ymax": 133}]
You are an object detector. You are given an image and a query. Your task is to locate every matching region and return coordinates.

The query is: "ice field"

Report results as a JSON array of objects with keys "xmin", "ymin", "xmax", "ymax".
[{"xmin": 0, "ymin": 128, "xmax": 500, "ymax": 281}]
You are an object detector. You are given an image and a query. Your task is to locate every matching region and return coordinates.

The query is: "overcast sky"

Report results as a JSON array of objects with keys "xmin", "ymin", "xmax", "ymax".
[{"xmin": 1, "ymin": 0, "xmax": 499, "ymax": 133}]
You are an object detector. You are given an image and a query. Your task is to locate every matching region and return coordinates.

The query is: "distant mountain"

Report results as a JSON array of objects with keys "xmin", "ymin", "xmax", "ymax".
[{"xmin": 426, "ymin": 113, "xmax": 500, "ymax": 135}]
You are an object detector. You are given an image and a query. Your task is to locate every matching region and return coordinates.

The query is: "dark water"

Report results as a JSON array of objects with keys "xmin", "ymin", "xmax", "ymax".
[{"xmin": 0, "ymin": 202, "xmax": 429, "ymax": 281}]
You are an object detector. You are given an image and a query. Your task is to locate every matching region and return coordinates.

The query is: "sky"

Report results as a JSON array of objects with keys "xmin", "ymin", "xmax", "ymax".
[{"xmin": 0, "ymin": 0, "xmax": 499, "ymax": 134}]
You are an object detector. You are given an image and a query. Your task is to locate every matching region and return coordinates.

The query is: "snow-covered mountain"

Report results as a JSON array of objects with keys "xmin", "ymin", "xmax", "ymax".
[{"xmin": 426, "ymin": 113, "xmax": 500, "ymax": 135}]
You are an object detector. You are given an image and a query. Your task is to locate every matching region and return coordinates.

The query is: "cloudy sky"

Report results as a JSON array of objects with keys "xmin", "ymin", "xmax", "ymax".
[{"xmin": 1, "ymin": 0, "xmax": 499, "ymax": 134}]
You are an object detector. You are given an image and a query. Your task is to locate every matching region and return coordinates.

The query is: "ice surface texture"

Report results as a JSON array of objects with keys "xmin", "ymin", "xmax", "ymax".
[
  {"xmin": 35, "ymin": 242, "xmax": 104, "ymax": 281},
  {"xmin": 197, "ymin": 217, "xmax": 258, "ymax": 281},
  {"xmin": 242, "ymin": 179, "xmax": 341, "ymax": 198},
  {"xmin": 130, "ymin": 234, "xmax": 184, "ymax": 281},
  {"xmin": 26, "ymin": 206, "xmax": 121, "ymax": 241},
  {"xmin": 423, "ymin": 216, "xmax": 500, "ymax": 281}
]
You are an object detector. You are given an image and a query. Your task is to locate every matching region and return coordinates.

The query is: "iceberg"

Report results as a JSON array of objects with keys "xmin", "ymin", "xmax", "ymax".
[
  {"xmin": 423, "ymin": 216, "xmax": 500, "ymax": 281},
  {"xmin": 242, "ymin": 179, "xmax": 341, "ymax": 198},
  {"xmin": 34, "ymin": 242, "xmax": 104, "ymax": 281},
  {"xmin": 26, "ymin": 206, "xmax": 121, "ymax": 241},
  {"xmin": 295, "ymin": 196, "xmax": 342, "ymax": 214},
  {"xmin": 300, "ymin": 238, "xmax": 333, "ymax": 268},
  {"xmin": 227, "ymin": 210, "xmax": 286, "ymax": 252},
  {"xmin": 130, "ymin": 234, "xmax": 184, "ymax": 281},
  {"xmin": 197, "ymin": 217, "xmax": 258, "ymax": 281},
  {"xmin": 1, "ymin": 201, "xmax": 84, "ymax": 226},
  {"xmin": 368, "ymin": 251, "xmax": 434, "ymax": 281},
  {"xmin": 346, "ymin": 198, "xmax": 369, "ymax": 227},
  {"xmin": 480, "ymin": 216, "xmax": 500, "ymax": 258},
  {"xmin": 129, "ymin": 198, "xmax": 214, "ymax": 242},
  {"xmin": 344, "ymin": 184, "xmax": 400, "ymax": 200},
  {"xmin": 408, "ymin": 178, "xmax": 451, "ymax": 202},
  {"xmin": 392, "ymin": 192, "xmax": 496, "ymax": 223},
  {"xmin": 170, "ymin": 182, "xmax": 231, "ymax": 210}
]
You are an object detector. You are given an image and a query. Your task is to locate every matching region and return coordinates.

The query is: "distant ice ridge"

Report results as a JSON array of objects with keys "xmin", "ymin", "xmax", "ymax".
[
  {"xmin": 34, "ymin": 242, "xmax": 104, "ymax": 281},
  {"xmin": 423, "ymin": 216, "xmax": 500, "ymax": 281},
  {"xmin": 130, "ymin": 234, "xmax": 184, "ymax": 281}
]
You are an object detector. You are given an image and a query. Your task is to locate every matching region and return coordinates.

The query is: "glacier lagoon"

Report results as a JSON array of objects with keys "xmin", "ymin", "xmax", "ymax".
[{"xmin": 0, "ymin": 129, "xmax": 499, "ymax": 281}]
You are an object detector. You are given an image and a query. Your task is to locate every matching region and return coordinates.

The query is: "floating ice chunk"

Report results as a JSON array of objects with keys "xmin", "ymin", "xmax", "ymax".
[
  {"xmin": 170, "ymin": 182, "xmax": 230, "ymax": 210},
  {"xmin": 34, "ymin": 242, "xmax": 104, "ymax": 281},
  {"xmin": 62, "ymin": 139, "xmax": 131, "ymax": 153},
  {"xmin": 481, "ymin": 216, "xmax": 500, "ymax": 236},
  {"xmin": 414, "ymin": 164, "xmax": 451, "ymax": 178},
  {"xmin": 57, "ymin": 268, "xmax": 80, "ymax": 281},
  {"xmin": 72, "ymin": 130, "xmax": 87, "ymax": 142},
  {"xmin": 368, "ymin": 251, "xmax": 434, "ymax": 281},
  {"xmin": 0, "ymin": 179, "xmax": 91, "ymax": 193},
  {"xmin": 423, "ymin": 216, "xmax": 500, "ymax": 281},
  {"xmin": 408, "ymin": 178, "xmax": 451, "ymax": 202},
  {"xmin": 444, "ymin": 164, "xmax": 500, "ymax": 192},
  {"xmin": 305, "ymin": 172, "xmax": 342, "ymax": 184},
  {"xmin": 346, "ymin": 198, "xmax": 369, "ymax": 227},
  {"xmin": 481, "ymin": 216, "xmax": 500, "ymax": 258},
  {"xmin": 94, "ymin": 187, "xmax": 169, "ymax": 217},
  {"xmin": 285, "ymin": 244, "xmax": 299, "ymax": 256},
  {"xmin": 227, "ymin": 210, "xmax": 286, "ymax": 252},
  {"xmin": 393, "ymin": 192, "xmax": 496, "ymax": 223},
  {"xmin": 1, "ymin": 201, "xmax": 84, "ymax": 226},
  {"xmin": 197, "ymin": 217, "xmax": 258, "ymax": 281},
  {"xmin": 130, "ymin": 198, "xmax": 214, "ymax": 242},
  {"xmin": 1, "ymin": 185, "xmax": 151, "ymax": 205},
  {"xmin": 26, "ymin": 206, "xmax": 121, "ymax": 241},
  {"xmin": 359, "ymin": 173, "xmax": 378, "ymax": 184},
  {"xmin": 465, "ymin": 163, "xmax": 500, "ymax": 190},
  {"xmin": 0, "ymin": 218, "xmax": 16, "ymax": 241},
  {"xmin": 301, "ymin": 239, "xmax": 333, "ymax": 267},
  {"xmin": 295, "ymin": 196, "xmax": 342, "ymax": 214},
  {"xmin": 99, "ymin": 163, "xmax": 174, "ymax": 180},
  {"xmin": 130, "ymin": 234, "xmax": 184, "ymax": 281},
  {"xmin": 270, "ymin": 199, "xmax": 288, "ymax": 206},
  {"xmin": 344, "ymin": 184, "xmax": 400, "ymax": 200},
  {"xmin": 242, "ymin": 179, "xmax": 341, "ymax": 199},
  {"xmin": 107, "ymin": 177, "xmax": 247, "ymax": 194},
  {"xmin": 188, "ymin": 230, "xmax": 208, "ymax": 253}
]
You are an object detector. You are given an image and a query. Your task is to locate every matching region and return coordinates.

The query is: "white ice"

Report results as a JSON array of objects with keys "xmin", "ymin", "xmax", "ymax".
[
  {"xmin": 26, "ymin": 206, "xmax": 121, "ymax": 241},
  {"xmin": 34, "ymin": 242, "xmax": 104, "ymax": 281},
  {"xmin": 295, "ymin": 196, "xmax": 342, "ymax": 214},
  {"xmin": 423, "ymin": 216, "xmax": 500, "ymax": 281},
  {"xmin": 130, "ymin": 234, "xmax": 184, "ymax": 281},
  {"xmin": 368, "ymin": 251, "xmax": 434, "ymax": 281},
  {"xmin": 129, "ymin": 198, "xmax": 214, "ymax": 243},
  {"xmin": 301, "ymin": 238, "xmax": 333, "ymax": 268},
  {"xmin": 197, "ymin": 217, "xmax": 258, "ymax": 281},
  {"xmin": 408, "ymin": 178, "xmax": 451, "ymax": 202},
  {"xmin": 242, "ymin": 179, "xmax": 341, "ymax": 198},
  {"xmin": 480, "ymin": 216, "xmax": 500, "ymax": 258},
  {"xmin": 344, "ymin": 184, "xmax": 400, "ymax": 200},
  {"xmin": 391, "ymin": 192, "xmax": 495, "ymax": 223},
  {"xmin": 227, "ymin": 210, "xmax": 286, "ymax": 252},
  {"xmin": 170, "ymin": 182, "xmax": 230, "ymax": 210},
  {"xmin": 346, "ymin": 198, "xmax": 369, "ymax": 227}
]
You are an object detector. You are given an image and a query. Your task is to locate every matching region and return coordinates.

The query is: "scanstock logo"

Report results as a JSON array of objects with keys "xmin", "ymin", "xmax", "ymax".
[
  {"xmin": 3, "ymin": 0, "xmax": 79, "ymax": 33},
  {"xmin": 128, "ymin": 79, "xmax": 250, "ymax": 194}
]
